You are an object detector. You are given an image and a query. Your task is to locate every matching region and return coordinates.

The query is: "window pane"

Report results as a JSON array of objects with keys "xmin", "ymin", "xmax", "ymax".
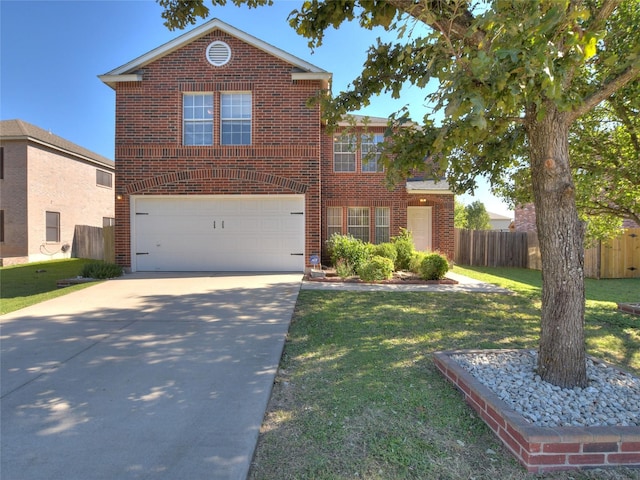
[
  {"xmin": 334, "ymin": 135, "xmax": 356, "ymax": 172},
  {"xmin": 96, "ymin": 169, "xmax": 112, "ymax": 187},
  {"xmin": 46, "ymin": 211, "xmax": 60, "ymax": 242},
  {"xmin": 361, "ymin": 134, "xmax": 383, "ymax": 172},
  {"xmin": 347, "ymin": 207, "xmax": 369, "ymax": 243},
  {"xmin": 183, "ymin": 93, "xmax": 213, "ymax": 145},
  {"xmin": 221, "ymin": 93, "xmax": 252, "ymax": 145},
  {"xmin": 327, "ymin": 207, "xmax": 342, "ymax": 238},
  {"xmin": 375, "ymin": 207, "xmax": 390, "ymax": 244}
]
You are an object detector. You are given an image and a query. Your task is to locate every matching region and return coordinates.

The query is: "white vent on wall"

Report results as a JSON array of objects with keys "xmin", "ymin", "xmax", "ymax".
[{"xmin": 206, "ymin": 41, "xmax": 231, "ymax": 66}]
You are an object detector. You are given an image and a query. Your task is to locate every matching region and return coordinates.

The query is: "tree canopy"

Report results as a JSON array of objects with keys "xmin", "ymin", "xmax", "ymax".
[
  {"xmin": 464, "ymin": 201, "xmax": 492, "ymax": 230},
  {"xmin": 157, "ymin": 0, "xmax": 640, "ymax": 388}
]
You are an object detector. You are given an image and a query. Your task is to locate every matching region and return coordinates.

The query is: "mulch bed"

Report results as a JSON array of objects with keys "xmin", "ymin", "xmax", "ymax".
[{"xmin": 304, "ymin": 270, "xmax": 458, "ymax": 285}]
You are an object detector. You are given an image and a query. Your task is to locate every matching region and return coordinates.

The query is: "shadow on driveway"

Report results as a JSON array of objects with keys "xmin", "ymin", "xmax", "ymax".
[{"xmin": 1, "ymin": 273, "xmax": 301, "ymax": 480}]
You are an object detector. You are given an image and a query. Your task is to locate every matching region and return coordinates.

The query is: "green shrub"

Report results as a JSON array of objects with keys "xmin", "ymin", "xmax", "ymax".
[
  {"xmin": 409, "ymin": 251, "xmax": 427, "ymax": 273},
  {"xmin": 326, "ymin": 233, "xmax": 371, "ymax": 274},
  {"xmin": 80, "ymin": 261, "xmax": 123, "ymax": 279},
  {"xmin": 372, "ymin": 242, "xmax": 398, "ymax": 264},
  {"xmin": 335, "ymin": 259, "xmax": 355, "ymax": 278},
  {"xmin": 359, "ymin": 255, "xmax": 394, "ymax": 282},
  {"xmin": 416, "ymin": 252, "xmax": 449, "ymax": 280},
  {"xmin": 391, "ymin": 228, "xmax": 415, "ymax": 271}
]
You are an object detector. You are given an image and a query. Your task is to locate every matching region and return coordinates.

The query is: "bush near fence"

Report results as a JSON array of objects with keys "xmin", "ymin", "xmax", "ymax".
[{"xmin": 454, "ymin": 228, "xmax": 639, "ymax": 279}]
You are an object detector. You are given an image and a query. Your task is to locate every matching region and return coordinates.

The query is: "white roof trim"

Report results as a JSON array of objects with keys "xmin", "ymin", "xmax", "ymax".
[
  {"xmin": 100, "ymin": 18, "xmax": 329, "ymax": 88},
  {"xmin": 98, "ymin": 74, "xmax": 143, "ymax": 88},
  {"xmin": 406, "ymin": 180, "xmax": 453, "ymax": 195}
]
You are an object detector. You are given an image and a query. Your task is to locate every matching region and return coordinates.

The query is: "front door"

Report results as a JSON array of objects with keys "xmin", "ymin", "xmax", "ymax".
[{"xmin": 407, "ymin": 206, "xmax": 433, "ymax": 251}]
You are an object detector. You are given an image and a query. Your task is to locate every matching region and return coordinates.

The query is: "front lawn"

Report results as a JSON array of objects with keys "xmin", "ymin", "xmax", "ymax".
[
  {"xmin": 249, "ymin": 268, "xmax": 639, "ymax": 479},
  {"xmin": 0, "ymin": 259, "xmax": 99, "ymax": 315}
]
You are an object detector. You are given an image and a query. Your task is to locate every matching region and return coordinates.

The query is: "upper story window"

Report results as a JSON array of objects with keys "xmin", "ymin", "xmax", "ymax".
[
  {"xmin": 333, "ymin": 135, "xmax": 356, "ymax": 172},
  {"xmin": 361, "ymin": 134, "xmax": 384, "ymax": 173},
  {"xmin": 221, "ymin": 93, "xmax": 251, "ymax": 145},
  {"xmin": 96, "ymin": 169, "xmax": 112, "ymax": 188},
  {"xmin": 183, "ymin": 93, "xmax": 214, "ymax": 145}
]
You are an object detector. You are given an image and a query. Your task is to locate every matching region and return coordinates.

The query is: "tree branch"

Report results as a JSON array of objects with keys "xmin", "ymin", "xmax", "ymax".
[
  {"xmin": 591, "ymin": 0, "xmax": 622, "ymax": 33},
  {"xmin": 385, "ymin": 0, "xmax": 484, "ymax": 45},
  {"xmin": 568, "ymin": 64, "xmax": 640, "ymax": 123}
]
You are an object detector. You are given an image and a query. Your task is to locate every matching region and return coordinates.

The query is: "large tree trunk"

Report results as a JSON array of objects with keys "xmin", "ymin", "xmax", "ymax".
[{"xmin": 527, "ymin": 105, "xmax": 588, "ymax": 389}]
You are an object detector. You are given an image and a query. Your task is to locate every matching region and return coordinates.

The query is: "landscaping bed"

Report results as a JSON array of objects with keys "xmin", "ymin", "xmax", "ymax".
[
  {"xmin": 305, "ymin": 269, "xmax": 459, "ymax": 285},
  {"xmin": 434, "ymin": 349, "xmax": 640, "ymax": 473}
]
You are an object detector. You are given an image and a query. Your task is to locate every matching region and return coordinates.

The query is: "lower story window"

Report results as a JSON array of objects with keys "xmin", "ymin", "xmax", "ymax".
[
  {"xmin": 46, "ymin": 211, "xmax": 60, "ymax": 242},
  {"xmin": 327, "ymin": 207, "xmax": 342, "ymax": 238},
  {"xmin": 375, "ymin": 207, "xmax": 390, "ymax": 244},
  {"xmin": 347, "ymin": 207, "xmax": 369, "ymax": 243}
]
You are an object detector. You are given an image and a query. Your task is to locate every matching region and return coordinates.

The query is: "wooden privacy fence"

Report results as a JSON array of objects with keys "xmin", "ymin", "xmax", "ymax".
[
  {"xmin": 454, "ymin": 229, "xmax": 528, "ymax": 268},
  {"xmin": 455, "ymin": 228, "xmax": 640, "ymax": 279},
  {"xmin": 72, "ymin": 225, "xmax": 115, "ymax": 263}
]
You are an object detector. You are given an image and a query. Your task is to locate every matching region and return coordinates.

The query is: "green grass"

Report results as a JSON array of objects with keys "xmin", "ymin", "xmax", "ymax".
[
  {"xmin": 1, "ymin": 259, "xmax": 100, "ymax": 315},
  {"xmin": 250, "ymin": 268, "xmax": 640, "ymax": 480}
]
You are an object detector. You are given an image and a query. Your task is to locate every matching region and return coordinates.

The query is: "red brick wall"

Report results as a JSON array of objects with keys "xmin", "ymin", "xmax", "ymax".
[
  {"xmin": 112, "ymin": 28, "xmax": 455, "ymax": 270},
  {"xmin": 514, "ymin": 203, "xmax": 537, "ymax": 232},
  {"xmin": 113, "ymin": 30, "xmax": 323, "ymax": 269},
  {"xmin": 320, "ymin": 125, "xmax": 455, "ymax": 263}
]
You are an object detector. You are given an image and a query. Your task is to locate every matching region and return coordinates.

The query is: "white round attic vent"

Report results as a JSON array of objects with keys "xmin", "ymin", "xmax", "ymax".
[{"xmin": 206, "ymin": 41, "xmax": 231, "ymax": 66}]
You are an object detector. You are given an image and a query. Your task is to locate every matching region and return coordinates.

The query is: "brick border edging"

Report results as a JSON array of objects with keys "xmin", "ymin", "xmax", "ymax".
[
  {"xmin": 618, "ymin": 303, "xmax": 640, "ymax": 316},
  {"xmin": 433, "ymin": 349, "xmax": 640, "ymax": 473}
]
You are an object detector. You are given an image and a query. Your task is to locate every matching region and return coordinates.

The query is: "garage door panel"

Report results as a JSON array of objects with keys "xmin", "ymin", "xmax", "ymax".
[{"xmin": 133, "ymin": 195, "xmax": 304, "ymax": 272}]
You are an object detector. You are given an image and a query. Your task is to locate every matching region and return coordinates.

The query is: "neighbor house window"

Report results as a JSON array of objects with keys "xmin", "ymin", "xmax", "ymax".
[
  {"xmin": 0, "ymin": 210, "xmax": 4, "ymax": 242},
  {"xmin": 183, "ymin": 93, "xmax": 214, "ymax": 145},
  {"xmin": 327, "ymin": 207, "xmax": 342, "ymax": 238},
  {"xmin": 103, "ymin": 217, "xmax": 115, "ymax": 227},
  {"xmin": 347, "ymin": 207, "xmax": 369, "ymax": 242},
  {"xmin": 96, "ymin": 169, "xmax": 112, "ymax": 188},
  {"xmin": 375, "ymin": 207, "xmax": 390, "ymax": 244},
  {"xmin": 333, "ymin": 135, "xmax": 356, "ymax": 172},
  {"xmin": 221, "ymin": 92, "xmax": 251, "ymax": 145},
  {"xmin": 46, "ymin": 211, "xmax": 60, "ymax": 242},
  {"xmin": 361, "ymin": 134, "xmax": 384, "ymax": 172}
]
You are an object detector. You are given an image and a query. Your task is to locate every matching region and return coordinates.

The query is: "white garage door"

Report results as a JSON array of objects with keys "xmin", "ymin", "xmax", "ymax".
[{"xmin": 132, "ymin": 195, "xmax": 305, "ymax": 272}]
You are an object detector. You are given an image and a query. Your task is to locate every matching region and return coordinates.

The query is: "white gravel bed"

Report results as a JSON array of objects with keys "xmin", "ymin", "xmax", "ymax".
[{"xmin": 451, "ymin": 350, "xmax": 640, "ymax": 427}]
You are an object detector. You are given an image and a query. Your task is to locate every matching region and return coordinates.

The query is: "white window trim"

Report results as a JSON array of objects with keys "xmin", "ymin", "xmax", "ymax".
[
  {"xmin": 183, "ymin": 92, "xmax": 214, "ymax": 146},
  {"xmin": 333, "ymin": 134, "xmax": 356, "ymax": 172},
  {"xmin": 347, "ymin": 207, "xmax": 370, "ymax": 243},
  {"xmin": 220, "ymin": 92, "xmax": 252, "ymax": 146}
]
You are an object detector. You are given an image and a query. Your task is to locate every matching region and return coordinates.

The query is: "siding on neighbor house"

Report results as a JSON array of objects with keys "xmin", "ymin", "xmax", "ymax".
[{"xmin": 0, "ymin": 122, "xmax": 115, "ymax": 265}]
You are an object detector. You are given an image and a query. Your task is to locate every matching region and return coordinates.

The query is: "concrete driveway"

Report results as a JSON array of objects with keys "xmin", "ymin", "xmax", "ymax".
[{"xmin": 1, "ymin": 273, "xmax": 302, "ymax": 480}]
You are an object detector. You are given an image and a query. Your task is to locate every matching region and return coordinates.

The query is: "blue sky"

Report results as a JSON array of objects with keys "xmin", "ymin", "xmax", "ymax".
[{"xmin": 0, "ymin": 0, "xmax": 512, "ymax": 217}]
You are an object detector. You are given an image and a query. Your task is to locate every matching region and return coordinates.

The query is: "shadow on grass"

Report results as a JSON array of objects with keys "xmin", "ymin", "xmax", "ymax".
[{"xmin": 250, "ymin": 289, "xmax": 639, "ymax": 480}]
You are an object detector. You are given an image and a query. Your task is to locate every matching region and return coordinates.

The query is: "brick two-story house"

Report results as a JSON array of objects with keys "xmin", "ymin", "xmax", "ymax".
[
  {"xmin": 100, "ymin": 18, "xmax": 453, "ymax": 272},
  {"xmin": 0, "ymin": 119, "xmax": 115, "ymax": 266}
]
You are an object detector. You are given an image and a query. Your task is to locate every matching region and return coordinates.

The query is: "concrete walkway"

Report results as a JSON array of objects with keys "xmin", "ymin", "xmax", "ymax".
[
  {"xmin": 1, "ymin": 273, "xmax": 302, "ymax": 480},
  {"xmin": 301, "ymin": 271, "xmax": 512, "ymax": 293}
]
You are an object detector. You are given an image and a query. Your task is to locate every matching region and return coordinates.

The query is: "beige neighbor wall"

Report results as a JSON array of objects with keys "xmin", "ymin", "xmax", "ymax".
[
  {"xmin": 0, "ymin": 141, "xmax": 29, "ymax": 260},
  {"xmin": 25, "ymin": 143, "xmax": 114, "ymax": 263}
]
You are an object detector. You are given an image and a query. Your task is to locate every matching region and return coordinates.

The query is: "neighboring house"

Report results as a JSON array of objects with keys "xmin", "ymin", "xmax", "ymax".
[
  {"xmin": 515, "ymin": 203, "xmax": 640, "ymax": 232},
  {"xmin": 99, "ymin": 18, "xmax": 454, "ymax": 273},
  {"xmin": 487, "ymin": 211, "xmax": 513, "ymax": 231},
  {"xmin": 0, "ymin": 119, "xmax": 115, "ymax": 266}
]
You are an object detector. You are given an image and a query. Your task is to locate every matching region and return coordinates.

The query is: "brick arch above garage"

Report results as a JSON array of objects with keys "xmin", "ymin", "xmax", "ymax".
[{"xmin": 124, "ymin": 168, "xmax": 309, "ymax": 195}]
